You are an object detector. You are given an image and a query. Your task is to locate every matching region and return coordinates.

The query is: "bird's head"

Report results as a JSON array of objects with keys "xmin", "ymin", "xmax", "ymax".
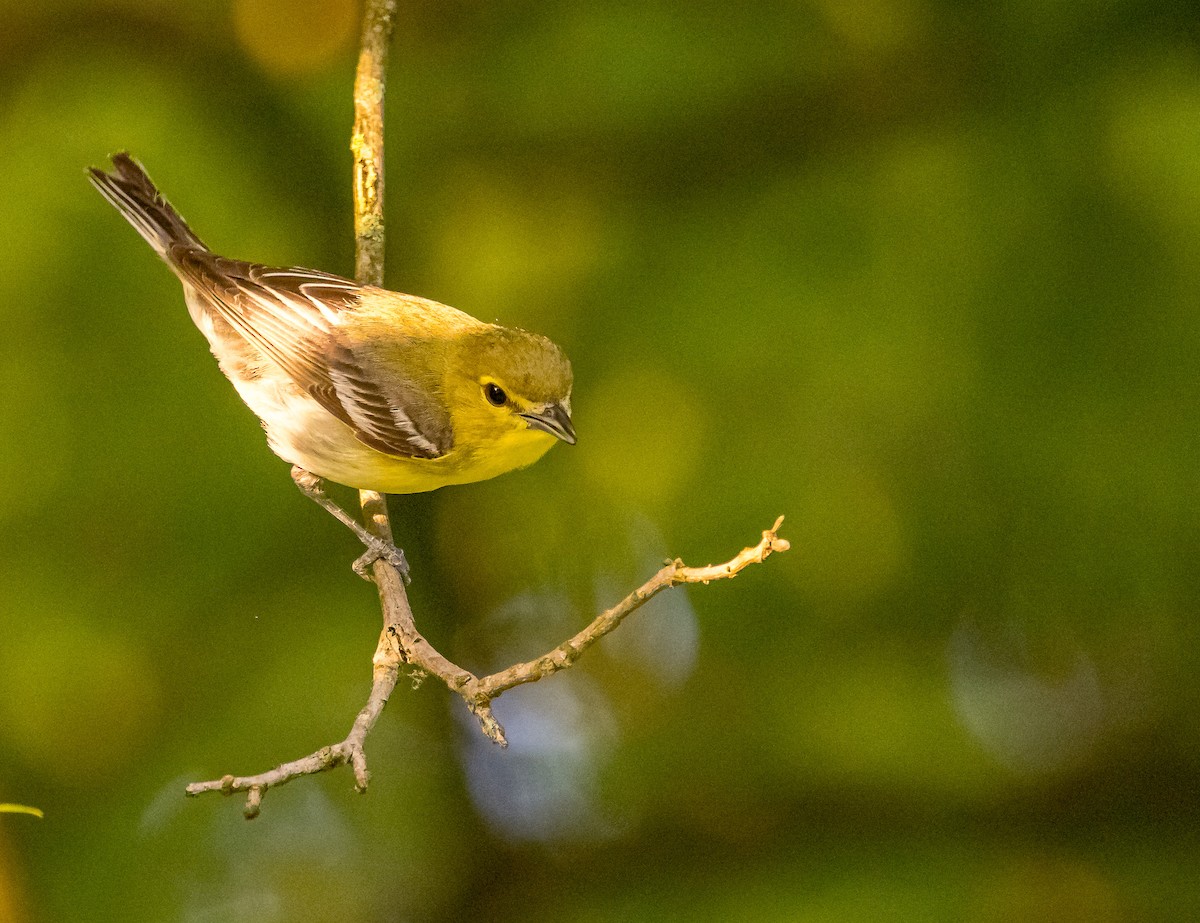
[{"xmin": 449, "ymin": 326, "xmax": 575, "ymax": 456}]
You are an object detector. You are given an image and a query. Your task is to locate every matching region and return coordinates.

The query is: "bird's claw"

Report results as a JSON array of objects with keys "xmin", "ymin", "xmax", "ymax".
[{"xmin": 352, "ymin": 539, "xmax": 411, "ymax": 584}]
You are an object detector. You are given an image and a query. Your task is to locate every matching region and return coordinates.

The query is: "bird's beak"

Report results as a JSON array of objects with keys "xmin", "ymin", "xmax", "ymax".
[{"xmin": 520, "ymin": 402, "xmax": 576, "ymax": 445}]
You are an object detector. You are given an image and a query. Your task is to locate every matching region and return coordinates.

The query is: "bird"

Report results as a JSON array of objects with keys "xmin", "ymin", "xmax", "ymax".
[{"xmin": 89, "ymin": 152, "xmax": 575, "ymax": 580}]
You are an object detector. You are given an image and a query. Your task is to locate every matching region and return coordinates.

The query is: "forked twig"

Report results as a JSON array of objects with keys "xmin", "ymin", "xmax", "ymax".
[{"xmin": 186, "ymin": 518, "xmax": 789, "ymax": 816}]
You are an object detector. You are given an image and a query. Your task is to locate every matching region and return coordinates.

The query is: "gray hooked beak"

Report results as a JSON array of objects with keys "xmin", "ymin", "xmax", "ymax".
[{"xmin": 520, "ymin": 402, "xmax": 576, "ymax": 445}]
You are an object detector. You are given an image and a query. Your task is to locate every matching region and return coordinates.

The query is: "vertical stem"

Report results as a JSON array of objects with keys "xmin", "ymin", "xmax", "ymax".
[
  {"xmin": 352, "ymin": 0, "xmax": 396, "ymax": 288},
  {"xmin": 352, "ymin": 0, "xmax": 400, "ymax": 549}
]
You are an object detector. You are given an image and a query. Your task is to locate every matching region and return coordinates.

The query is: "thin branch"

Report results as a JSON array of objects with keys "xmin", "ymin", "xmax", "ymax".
[
  {"xmin": 182, "ymin": 659, "xmax": 387, "ymax": 818},
  {"xmin": 370, "ymin": 517, "xmax": 791, "ymax": 747},
  {"xmin": 470, "ymin": 516, "xmax": 791, "ymax": 706},
  {"xmin": 186, "ymin": 514, "xmax": 789, "ymax": 813},
  {"xmin": 351, "ymin": 0, "xmax": 395, "ymax": 288},
  {"xmin": 184, "ymin": 0, "xmax": 791, "ymax": 817}
]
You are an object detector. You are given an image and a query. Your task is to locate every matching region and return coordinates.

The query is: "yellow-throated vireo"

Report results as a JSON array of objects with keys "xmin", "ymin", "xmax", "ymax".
[{"xmin": 90, "ymin": 153, "xmax": 575, "ymax": 579}]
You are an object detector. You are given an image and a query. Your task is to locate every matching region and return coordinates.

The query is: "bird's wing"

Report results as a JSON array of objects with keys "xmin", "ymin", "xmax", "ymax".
[{"xmin": 174, "ymin": 253, "xmax": 452, "ymax": 459}]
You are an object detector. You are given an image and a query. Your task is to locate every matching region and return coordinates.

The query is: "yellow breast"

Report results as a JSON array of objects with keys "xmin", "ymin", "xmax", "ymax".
[
  {"xmin": 262, "ymin": 388, "xmax": 559, "ymax": 494},
  {"xmin": 354, "ymin": 425, "xmax": 557, "ymax": 494}
]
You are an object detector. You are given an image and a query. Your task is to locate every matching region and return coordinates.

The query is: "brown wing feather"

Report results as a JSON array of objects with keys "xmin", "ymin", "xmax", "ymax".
[{"xmin": 173, "ymin": 252, "xmax": 452, "ymax": 459}]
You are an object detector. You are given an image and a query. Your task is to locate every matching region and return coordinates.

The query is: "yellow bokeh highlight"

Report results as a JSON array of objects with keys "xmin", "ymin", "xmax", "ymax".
[
  {"xmin": 0, "ymin": 355, "xmax": 72, "ymax": 525},
  {"xmin": 233, "ymin": 0, "xmax": 358, "ymax": 77},
  {"xmin": 770, "ymin": 646, "xmax": 992, "ymax": 799},
  {"xmin": 0, "ymin": 624, "xmax": 161, "ymax": 785},
  {"xmin": 579, "ymin": 369, "xmax": 707, "ymax": 508},
  {"xmin": 428, "ymin": 170, "xmax": 603, "ymax": 338},
  {"xmin": 1106, "ymin": 54, "xmax": 1200, "ymax": 250},
  {"xmin": 786, "ymin": 463, "xmax": 907, "ymax": 609},
  {"xmin": 812, "ymin": 0, "xmax": 924, "ymax": 55}
]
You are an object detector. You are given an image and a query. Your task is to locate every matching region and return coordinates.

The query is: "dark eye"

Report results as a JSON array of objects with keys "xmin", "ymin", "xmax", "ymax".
[{"xmin": 484, "ymin": 382, "xmax": 507, "ymax": 407}]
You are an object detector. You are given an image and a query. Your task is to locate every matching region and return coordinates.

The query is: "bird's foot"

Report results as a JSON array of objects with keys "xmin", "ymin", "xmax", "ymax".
[
  {"xmin": 352, "ymin": 538, "xmax": 411, "ymax": 584},
  {"xmin": 289, "ymin": 466, "xmax": 411, "ymax": 585}
]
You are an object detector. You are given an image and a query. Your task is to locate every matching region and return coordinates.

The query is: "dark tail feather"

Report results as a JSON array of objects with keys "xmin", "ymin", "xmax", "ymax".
[{"xmin": 88, "ymin": 152, "xmax": 207, "ymax": 259}]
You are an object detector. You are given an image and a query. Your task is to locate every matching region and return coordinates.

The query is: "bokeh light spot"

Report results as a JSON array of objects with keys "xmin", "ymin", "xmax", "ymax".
[
  {"xmin": 459, "ymin": 673, "xmax": 619, "ymax": 844},
  {"xmin": 427, "ymin": 170, "xmax": 602, "ymax": 337},
  {"xmin": 597, "ymin": 516, "xmax": 699, "ymax": 688},
  {"xmin": 777, "ymin": 648, "xmax": 984, "ymax": 794},
  {"xmin": 0, "ymin": 623, "xmax": 160, "ymax": 784},
  {"xmin": 813, "ymin": 0, "xmax": 923, "ymax": 56},
  {"xmin": 0, "ymin": 354, "xmax": 72, "ymax": 524},
  {"xmin": 949, "ymin": 621, "xmax": 1107, "ymax": 775},
  {"xmin": 786, "ymin": 463, "xmax": 907, "ymax": 609},
  {"xmin": 580, "ymin": 370, "xmax": 706, "ymax": 508},
  {"xmin": 233, "ymin": 0, "xmax": 358, "ymax": 78}
]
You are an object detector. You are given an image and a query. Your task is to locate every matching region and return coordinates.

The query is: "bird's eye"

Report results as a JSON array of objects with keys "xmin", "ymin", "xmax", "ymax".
[{"xmin": 484, "ymin": 382, "xmax": 508, "ymax": 407}]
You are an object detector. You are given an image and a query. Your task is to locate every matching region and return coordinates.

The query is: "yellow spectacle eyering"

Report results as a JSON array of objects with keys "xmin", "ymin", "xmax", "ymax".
[{"xmin": 89, "ymin": 153, "xmax": 576, "ymax": 579}]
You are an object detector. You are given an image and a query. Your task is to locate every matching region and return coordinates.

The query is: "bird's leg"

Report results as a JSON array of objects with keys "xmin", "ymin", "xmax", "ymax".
[{"xmin": 290, "ymin": 466, "xmax": 410, "ymax": 583}]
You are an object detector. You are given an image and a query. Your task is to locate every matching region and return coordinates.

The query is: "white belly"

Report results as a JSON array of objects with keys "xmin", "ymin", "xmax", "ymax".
[{"xmin": 184, "ymin": 285, "xmax": 369, "ymax": 478}]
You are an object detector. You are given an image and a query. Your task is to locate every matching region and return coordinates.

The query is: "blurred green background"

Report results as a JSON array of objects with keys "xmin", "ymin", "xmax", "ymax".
[{"xmin": 2, "ymin": 0, "xmax": 1199, "ymax": 920}]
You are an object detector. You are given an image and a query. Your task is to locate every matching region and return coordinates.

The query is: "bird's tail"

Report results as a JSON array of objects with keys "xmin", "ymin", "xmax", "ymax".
[{"xmin": 88, "ymin": 152, "xmax": 207, "ymax": 259}]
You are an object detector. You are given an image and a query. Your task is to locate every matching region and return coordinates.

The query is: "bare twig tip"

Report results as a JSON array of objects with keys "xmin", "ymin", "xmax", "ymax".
[
  {"xmin": 244, "ymin": 787, "xmax": 264, "ymax": 820},
  {"xmin": 351, "ymin": 748, "xmax": 370, "ymax": 791},
  {"xmin": 764, "ymin": 515, "xmax": 790, "ymax": 554}
]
